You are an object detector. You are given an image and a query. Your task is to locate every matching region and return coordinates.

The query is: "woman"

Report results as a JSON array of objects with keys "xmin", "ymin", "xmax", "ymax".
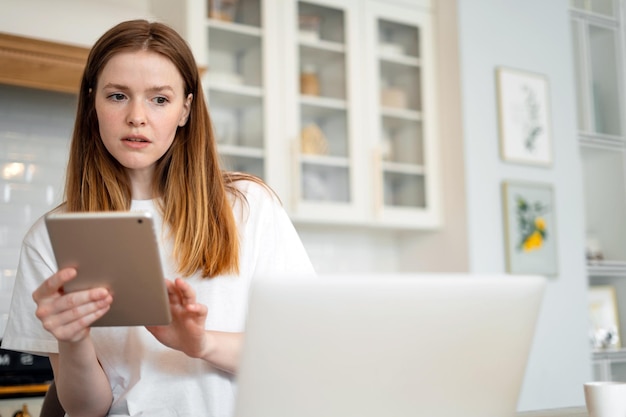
[{"xmin": 1, "ymin": 19, "xmax": 314, "ymax": 417}]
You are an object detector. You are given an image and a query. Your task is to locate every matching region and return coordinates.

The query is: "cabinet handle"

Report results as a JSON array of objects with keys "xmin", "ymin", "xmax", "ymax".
[
  {"xmin": 373, "ymin": 149, "xmax": 383, "ymax": 218},
  {"xmin": 291, "ymin": 139, "xmax": 301, "ymax": 211}
]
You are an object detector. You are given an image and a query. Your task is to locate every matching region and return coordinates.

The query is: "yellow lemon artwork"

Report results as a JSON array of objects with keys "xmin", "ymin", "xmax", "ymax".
[{"xmin": 515, "ymin": 196, "xmax": 549, "ymax": 253}]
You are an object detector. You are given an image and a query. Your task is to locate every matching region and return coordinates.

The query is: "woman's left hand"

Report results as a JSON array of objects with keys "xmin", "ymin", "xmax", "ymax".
[{"xmin": 146, "ymin": 278, "xmax": 209, "ymax": 359}]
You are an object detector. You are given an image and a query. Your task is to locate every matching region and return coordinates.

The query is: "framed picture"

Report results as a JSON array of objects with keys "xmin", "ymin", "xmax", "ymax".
[
  {"xmin": 502, "ymin": 181, "xmax": 557, "ymax": 276},
  {"xmin": 496, "ymin": 67, "xmax": 552, "ymax": 166},
  {"xmin": 589, "ymin": 286, "xmax": 621, "ymax": 349}
]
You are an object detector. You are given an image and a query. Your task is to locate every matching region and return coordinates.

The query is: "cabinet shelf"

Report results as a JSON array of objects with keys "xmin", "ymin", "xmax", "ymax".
[
  {"xmin": 300, "ymin": 154, "xmax": 349, "ymax": 167},
  {"xmin": 579, "ymin": 133, "xmax": 625, "ymax": 150},
  {"xmin": 299, "ymin": 38, "xmax": 346, "ymax": 53},
  {"xmin": 208, "ymin": 25, "xmax": 262, "ymax": 51},
  {"xmin": 379, "ymin": 53, "xmax": 421, "ymax": 67},
  {"xmin": 207, "ymin": 19, "xmax": 262, "ymax": 37},
  {"xmin": 206, "ymin": 86, "xmax": 263, "ymax": 105},
  {"xmin": 218, "ymin": 144, "xmax": 264, "ymax": 158},
  {"xmin": 381, "ymin": 107, "xmax": 421, "ymax": 121},
  {"xmin": 382, "ymin": 161, "xmax": 425, "ymax": 175},
  {"xmin": 300, "ymin": 95, "xmax": 347, "ymax": 109},
  {"xmin": 588, "ymin": 261, "xmax": 626, "ymax": 277},
  {"xmin": 300, "ymin": 98, "xmax": 348, "ymax": 123}
]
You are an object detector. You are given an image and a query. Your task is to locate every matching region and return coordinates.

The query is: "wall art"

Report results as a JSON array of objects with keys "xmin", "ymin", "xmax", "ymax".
[
  {"xmin": 496, "ymin": 67, "xmax": 552, "ymax": 166},
  {"xmin": 502, "ymin": 181, "xmax": 557, "ymax": 276}
]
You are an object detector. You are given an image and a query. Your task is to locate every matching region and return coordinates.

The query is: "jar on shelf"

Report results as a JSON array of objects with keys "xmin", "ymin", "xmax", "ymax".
[
  {"xmin": 208, "ymin": 0, "xmax": 238, "ymax": 22},
  {"xmin": 299, "ymin": 14, "xmax": 321, "ymax": 41},
  {"xmin": 300, "ymin": 64, "xmax": 320, "ymax": 96}
]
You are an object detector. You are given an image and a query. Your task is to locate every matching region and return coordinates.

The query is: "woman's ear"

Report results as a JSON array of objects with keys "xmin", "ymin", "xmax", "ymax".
[{"xmin": 179, "ymin": 93, "xmax": 193, "ymax": 127}]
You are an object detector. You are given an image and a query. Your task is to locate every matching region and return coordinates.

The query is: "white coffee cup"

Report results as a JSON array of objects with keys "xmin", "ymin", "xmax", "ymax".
[{"xmin": 584, "ymin": 381, "xmax": 626, "ymax": 417}]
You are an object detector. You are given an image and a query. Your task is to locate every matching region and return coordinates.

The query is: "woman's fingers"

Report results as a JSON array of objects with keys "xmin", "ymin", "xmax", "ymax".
[
  {"xmin": 174, "ymin": 278, "xmax": 197, "ymax": 305},
  {"xmin": 166, "ymin": 278, "xmax": 197, "ymax": 306},
  {"xmin": 32, "ymin": 267, "xmax": 77, "ymax": 302},
  {"xmin": 32, "ymin": 267, "xmax": 113, "ymax": 341},
  {"xmin": 42, "ymin": 298, "xmax": 112, "ymax": 342}
]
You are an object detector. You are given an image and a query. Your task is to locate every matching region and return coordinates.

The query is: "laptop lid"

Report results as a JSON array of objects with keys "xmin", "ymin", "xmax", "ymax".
[{"xmin": 234, "ymin": 274, "xmax": 545, "ymax": 417}]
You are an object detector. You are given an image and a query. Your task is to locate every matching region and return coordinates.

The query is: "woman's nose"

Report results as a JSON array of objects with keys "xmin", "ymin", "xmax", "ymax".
[{"xmin": 126, "ymin": 100, "xmax": 146, "ymax": 126}]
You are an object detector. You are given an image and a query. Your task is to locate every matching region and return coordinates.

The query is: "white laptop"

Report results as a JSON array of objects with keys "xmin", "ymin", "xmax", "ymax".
[{"xmin": 234, "ymin": 274, "xmax": 545, "ymax": 417}]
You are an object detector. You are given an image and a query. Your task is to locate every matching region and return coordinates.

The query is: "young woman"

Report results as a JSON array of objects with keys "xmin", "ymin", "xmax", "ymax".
[{"xmin": 1, "ymin": 19, "xmax": 314, "ymax": 417}]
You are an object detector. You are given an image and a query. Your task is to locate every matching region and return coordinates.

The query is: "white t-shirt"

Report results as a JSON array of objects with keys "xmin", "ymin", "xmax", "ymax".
[{"xmin": 2, "ymin": 180, "xmax": 315, "ymax": 417}]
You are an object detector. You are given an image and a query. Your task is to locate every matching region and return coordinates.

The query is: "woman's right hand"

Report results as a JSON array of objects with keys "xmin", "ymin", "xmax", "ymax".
[{"xmin": 32, "ymin": 267, "xmax": 113, "ymax": 343}]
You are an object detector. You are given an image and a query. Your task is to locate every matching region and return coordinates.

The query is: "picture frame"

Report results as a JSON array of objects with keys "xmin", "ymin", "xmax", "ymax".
[
  {"xmin": 502, "ymin": 181, "xmax": 557, "ymax": 276},
  {"xmin": 496, "ymin": 67, "xmax": 553, "ymax": 166},
  {"xmin": 588, "ymin": 285, "xmax": 621, "ymax": 350}
]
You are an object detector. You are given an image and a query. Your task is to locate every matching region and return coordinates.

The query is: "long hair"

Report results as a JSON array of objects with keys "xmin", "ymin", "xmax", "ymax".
[{"xmin": 65, "ymin": 19, "xmax": 244, "ymax": 278}]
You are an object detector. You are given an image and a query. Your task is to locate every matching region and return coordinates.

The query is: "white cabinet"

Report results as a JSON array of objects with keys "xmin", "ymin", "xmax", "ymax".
[
  {"xmin": 570, "ymin": 0, "xmax": 626, "ymax": 379},
  {"xmin": 593, "ymin": 349, "xmax": 626, "ymax": 381},
  {"xmin": 151, "ymin": 0, "xmax": 441, "ymax": 229}
]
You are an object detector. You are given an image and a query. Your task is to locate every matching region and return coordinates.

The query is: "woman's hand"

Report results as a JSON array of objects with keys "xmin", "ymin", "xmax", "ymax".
[
  {"xmin": 146, "ymin": 278, "xmax": 210, "ymax": 358},
  {"xmin": 32, "ymin": 267, "xmax": 113, "ymax": 343}
]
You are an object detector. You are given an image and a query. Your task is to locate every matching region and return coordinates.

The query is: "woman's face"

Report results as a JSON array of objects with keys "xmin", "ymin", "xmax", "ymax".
[{"xmin": 95, "ymin": 50, "xmax": 192, "ymax": 182}]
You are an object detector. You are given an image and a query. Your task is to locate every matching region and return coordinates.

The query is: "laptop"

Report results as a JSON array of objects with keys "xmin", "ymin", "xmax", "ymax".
[{"xmin": 234, "ymin": 274, "xmax": 545, "ymax": 417}]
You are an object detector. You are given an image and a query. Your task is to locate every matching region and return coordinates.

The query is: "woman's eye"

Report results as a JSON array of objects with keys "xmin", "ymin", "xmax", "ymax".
[
  {"xmin": 109, "ymin": 93, "xmax": 126, "ymax": 101},
  {"xmin": 154, "ymin": 96, "xmax": 168, "ymax": 105}
]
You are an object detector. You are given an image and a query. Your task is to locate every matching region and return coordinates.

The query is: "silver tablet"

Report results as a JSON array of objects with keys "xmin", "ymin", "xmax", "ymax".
[{"xmin": 45, "ymin": 211, "xmax": 172, "ymax": 327}]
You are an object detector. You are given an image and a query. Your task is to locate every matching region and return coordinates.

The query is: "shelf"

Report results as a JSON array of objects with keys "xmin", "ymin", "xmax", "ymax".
[
  {"xmin": 593, "ymin": 347, "xmax": 626, "ymax": 359},
  {"xmin": 382, "ymin": 161, "xmax": 425, "ymax": 175},
  {"xmin": 301, "ymin": 154, "xmax": 349, "ymax": 167},
  {"xmin": 579, "ymin": 133, "xmax": 625, "ymax": 150},
  {"xmin": 206, "ymin": 85, "xmax": 263, "ymax": 106},
  {"xmin": 381, "ymin": 107, "xmax": 421, "ymax": 121},
  {"xmin": 378, "ymin": 52, "xmax": 421, "ymax": 67},
  {"xmin": 588, "ymin": 261, "xmax": 626, "ymax": 277},
  {"xmin": 208, "ymin": 19, "xmax": 263, "ymax": 37},
  {"xmin": 299, "ymin": 38, "xmax": 345, "ymax": 53},
  {"xmin": 218, "ymin": 144, "xmax": 264, "ymax": 158}
]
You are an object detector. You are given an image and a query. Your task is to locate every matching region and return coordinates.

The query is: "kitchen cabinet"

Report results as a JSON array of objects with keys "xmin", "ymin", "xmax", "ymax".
[
  {"xmin": 592, "ymin": 348, "xmax": 626, "ymax": 381},
  {"xmin": 150, "ymin": 0, "xmax": 441, "ymax": 229},
  {"xmin": 570, "ymin": 0, "xmax": 626, "ymax": 379}
]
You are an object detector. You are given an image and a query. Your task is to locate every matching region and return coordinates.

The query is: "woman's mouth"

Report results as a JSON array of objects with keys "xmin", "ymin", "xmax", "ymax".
[
  {"xmin": 124, "ymin": 136, "xmax": 149, "ymax": 142},
  {"xmin": 122, "ymin": 136, "xmax": 151, "ymax": 148}
]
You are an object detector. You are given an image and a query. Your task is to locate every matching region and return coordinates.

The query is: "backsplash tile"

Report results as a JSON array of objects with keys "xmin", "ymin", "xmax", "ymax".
[{"xmin": 0, "ymin": 85, "xmax": 75, "ymax": 336}]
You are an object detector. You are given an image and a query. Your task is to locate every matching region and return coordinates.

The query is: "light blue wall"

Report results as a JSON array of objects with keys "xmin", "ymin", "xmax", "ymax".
[{"xmin": 457, "ymin": 0, "xmax": 592, "ymax": 410}]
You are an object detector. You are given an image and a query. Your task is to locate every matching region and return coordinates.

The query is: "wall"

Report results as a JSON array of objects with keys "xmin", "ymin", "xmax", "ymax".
[
  {"xmin": 456, "ymin": 0, "xmax": 591, "ymax": 410},
  {"xmin": 0, "ymin": 0, "xmax": 153, "ymax": 47}
]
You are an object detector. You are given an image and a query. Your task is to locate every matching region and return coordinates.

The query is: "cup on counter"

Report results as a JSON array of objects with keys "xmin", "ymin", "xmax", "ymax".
[{"xmin": 584, "ymin": 381, "xmax": 626, "ymax": 417}]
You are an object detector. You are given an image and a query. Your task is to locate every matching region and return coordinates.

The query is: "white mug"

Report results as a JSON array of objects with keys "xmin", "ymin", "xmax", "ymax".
[{"xmin": 584, "ymin": 381, "xmax": 626, "ymax": 417}]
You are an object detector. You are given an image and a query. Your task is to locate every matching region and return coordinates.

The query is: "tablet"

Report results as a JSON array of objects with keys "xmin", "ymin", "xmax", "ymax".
[{"xmin": 45, "ymin": 211, "xmax": 172, "ymax": 327}]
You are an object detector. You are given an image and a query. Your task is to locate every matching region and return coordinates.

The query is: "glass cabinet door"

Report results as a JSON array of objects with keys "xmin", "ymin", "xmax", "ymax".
[
  {"xmin": 571, "ymin": 4, "xmax": 623, "ymax": 140},
  {"xmin": 297, "ymin": 1, "xmax": 349, "ymax": 202},
  {"xmin": 284, "ymin": 0, "xmax": 365, "ymax": 221},
  {"xmin": 206, "ymin": 0, "xmax": 266, "ymax": 179},
  {"xmin": 365, "ymin": 1, "xmax": 440, "ymax": 228}
]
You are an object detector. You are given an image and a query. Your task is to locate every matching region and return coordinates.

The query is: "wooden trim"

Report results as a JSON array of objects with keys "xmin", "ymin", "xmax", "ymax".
[
  {"xmin": 0, "ymin": 382, "xmax": 51, "ymax": 397},
  {"xmin": 0, "ymin": 33, "xmax": 207, "ymax": 94},
  {"xmin": 0, "ymin": 33, "xmax": 89, "ymax": 94}
]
